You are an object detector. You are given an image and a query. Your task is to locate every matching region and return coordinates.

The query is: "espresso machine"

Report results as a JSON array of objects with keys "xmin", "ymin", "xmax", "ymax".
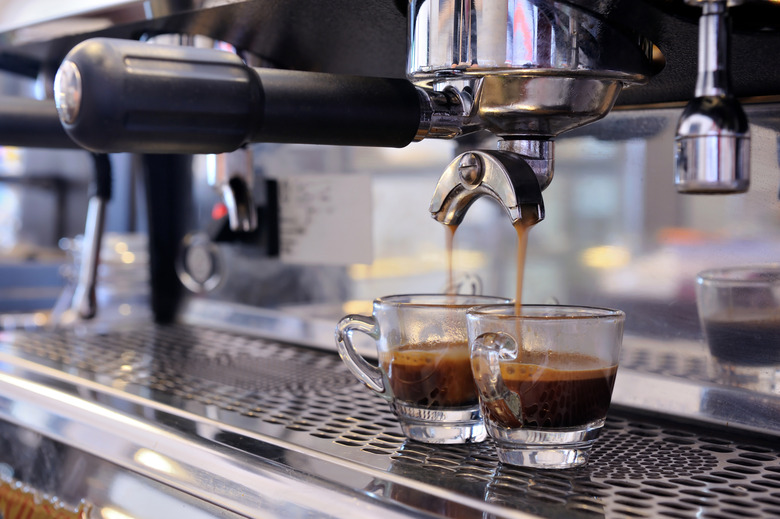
[{"xmin": 0, "ymin": 1, "xmax": 779, "ymax": 518}]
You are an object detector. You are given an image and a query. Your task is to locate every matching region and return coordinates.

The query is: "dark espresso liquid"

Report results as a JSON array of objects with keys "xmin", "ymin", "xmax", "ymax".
[
  {"xmin": 473, "ymin": 352, "xmax": 617, "ymax": 429},
  {"xmin": 380, "ymin": 343, "xmax": 477, "ymax": 407},
  {"xmin": 703, "ymin": 315, "xmax": 780, "ymax": 366}
]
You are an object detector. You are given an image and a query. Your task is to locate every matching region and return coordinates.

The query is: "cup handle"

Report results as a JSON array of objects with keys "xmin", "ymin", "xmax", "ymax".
[
  {"xmin": 471, "ymin": 332, "xmax": 523, "ymax": 427},
  {"xmin": 335, "ymin": 314, "xmax": 385, "ymax": 395}
]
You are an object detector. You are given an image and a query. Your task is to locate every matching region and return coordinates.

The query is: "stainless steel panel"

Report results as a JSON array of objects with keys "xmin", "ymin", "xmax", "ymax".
[
  {"xmin": 1, "ymin": 322, "xmax": 779, "ymax": 518},
  {"xmin": 0, "ymin": 420, "xmax": 247, "ymax": 519}
]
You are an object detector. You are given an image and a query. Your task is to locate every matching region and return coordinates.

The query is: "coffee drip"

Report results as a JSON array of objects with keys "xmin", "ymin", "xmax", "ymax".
[
  {"xmin": 512, "ymin": 205, "xmax": 540, "ymax": 313},
  {"xmin": 445, "ymin": 224, "xmax": 457, "ymax": 295},
  {"xmin": 444, "ymin": 205, "xmax": 538, "ymax": 313}
]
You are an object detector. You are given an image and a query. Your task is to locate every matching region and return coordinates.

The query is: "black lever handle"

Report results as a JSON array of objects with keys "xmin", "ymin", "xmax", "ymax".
[
  {"xmin": 55, "ymin": 38, "xmax": 422, "ymax": 154},
  {"xmin": 0, "ymin": 96, "xmax": 78, "ymax": 148}
]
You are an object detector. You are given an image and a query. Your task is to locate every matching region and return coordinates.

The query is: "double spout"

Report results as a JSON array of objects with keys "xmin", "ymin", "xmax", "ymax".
[{"xmin": 429, "ymin": 142, "xmax": 547, "ymax": 227}]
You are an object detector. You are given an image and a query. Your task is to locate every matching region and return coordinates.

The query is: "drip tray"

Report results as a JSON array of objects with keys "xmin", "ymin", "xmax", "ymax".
[{"xmin": 1, "ymin": 324, "xmax": 779, "ymax": 519}]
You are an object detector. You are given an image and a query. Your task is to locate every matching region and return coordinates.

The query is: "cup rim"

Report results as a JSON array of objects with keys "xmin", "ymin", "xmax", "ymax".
[
  {"xmin": 374, "ymin": 293, "xmax": 512, "ymax": 308},
  {"xmin": 697, "ymin": 264, "xmax": 780, "ymax": 285},
  {"xmin": 466, "ymin": 303, "xmax": 625, "ymax": 320}
]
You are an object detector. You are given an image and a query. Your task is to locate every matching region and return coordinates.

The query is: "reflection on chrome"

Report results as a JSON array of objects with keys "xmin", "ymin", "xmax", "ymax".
[
  {"xmin": 101, "ymin": 506, "xmax": 135, "ymax": 519},
  {"xmin": 133, "ymin": 449, "xmax": 175, "ymax": 475}
]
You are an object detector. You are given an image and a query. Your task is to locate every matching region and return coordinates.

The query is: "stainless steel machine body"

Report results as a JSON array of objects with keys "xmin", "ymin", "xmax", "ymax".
[
  {"xmin": 1, "ymin": 321, "xmax": 780, "ymax": 519},
  {"xmin": 0, "ymin": 1, "xmax": 779, "ymax": 518}
]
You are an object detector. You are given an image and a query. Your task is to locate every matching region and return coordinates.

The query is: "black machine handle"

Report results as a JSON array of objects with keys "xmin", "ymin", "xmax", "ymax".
[
  {"xmin": 0, "ymin": 96, "xmax": 79, "ymax": 149},
  {"xmin": 55, "ymin": 38, "xmax": 423, "ymax": 154}
]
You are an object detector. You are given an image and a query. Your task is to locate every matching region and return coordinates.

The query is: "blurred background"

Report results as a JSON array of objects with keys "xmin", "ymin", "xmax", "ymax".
[{"xmin": 2, "ymin": 56, "xmax": 778, "ymax": 348}]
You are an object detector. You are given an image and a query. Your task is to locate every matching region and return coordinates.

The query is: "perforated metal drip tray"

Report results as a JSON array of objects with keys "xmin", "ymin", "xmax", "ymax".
[{"xmin": 1, "ymin": 324, "xmax": 780, "ymax": 519}]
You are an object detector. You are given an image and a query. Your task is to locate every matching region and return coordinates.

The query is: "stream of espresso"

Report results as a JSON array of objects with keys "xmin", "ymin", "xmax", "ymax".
[
  {"xmin": 513, "ymin": 218, "xmax": 533, "ymax": 314},
  {"xmin": 445, "ymin": 209, "xmax": 536, "ymax": 313},
  {"xmin": 445, "ymin": 224, "xmax": 457, "ymax": 294}
]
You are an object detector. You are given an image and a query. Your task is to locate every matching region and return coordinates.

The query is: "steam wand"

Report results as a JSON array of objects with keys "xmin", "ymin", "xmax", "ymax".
[
  {"xmin": 675, "ymin": 0, "xmax": 750, "ymax": 193},
  {"xmin": 67, "ymin": 153, "xmax": 111, "ymax": 321}
]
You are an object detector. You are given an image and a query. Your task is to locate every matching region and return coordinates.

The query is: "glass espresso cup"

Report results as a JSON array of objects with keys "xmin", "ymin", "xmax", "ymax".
[
  {"xmin": 696, "ymin": 265, "xmax": 780, "ymax": 392},
  {"xmin": 336, "ymin": 294, "xmax": 511, "ymax": 444},
  {"xmin": 467, "ymin": 304, "xmax": 625, "ymax": 469}
]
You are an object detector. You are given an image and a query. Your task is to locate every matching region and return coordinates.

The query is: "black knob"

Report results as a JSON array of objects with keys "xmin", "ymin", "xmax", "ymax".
[{"xmin": 55, "ymin": 38, "xmax": 261, "ymax": 154}]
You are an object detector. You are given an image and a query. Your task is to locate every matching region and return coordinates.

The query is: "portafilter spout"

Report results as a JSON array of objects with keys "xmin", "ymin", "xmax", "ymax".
[
  {"xmin": 430, "ymin": 146, "xmax": 545, "ymax": 227},
  {"xmin": 416, "ymin": 0, "xmax": 654, "ymax": 227}
]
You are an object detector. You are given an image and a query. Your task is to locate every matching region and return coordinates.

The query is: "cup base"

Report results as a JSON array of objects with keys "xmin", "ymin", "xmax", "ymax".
[
  {"xmin": 495, "ymin": 444, "xmax": 591, "ymax": 469},
  {"xmin": 391, "ymin": 402, "xmax": 486, "ymax": 444},
  {"xmin": 488, "ymin": 420, "xmax": 605, "ymax": 469},
  {"xmin": 712, "ymin": 360, "xmax": 779, "ymax": 393}
]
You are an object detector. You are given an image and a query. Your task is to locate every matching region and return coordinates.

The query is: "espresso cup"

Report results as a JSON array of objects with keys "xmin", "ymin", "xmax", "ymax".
[
  {"xmin": 696, "ymin": 265, "xmax": 780, "ymax": 392},
  {"xmin": 336, "ymin": 294, "xmax": 511, "ymax": 444},
  {"xmin": 467, "ymin": 304, "xmax": 625, "ymax": 469}
]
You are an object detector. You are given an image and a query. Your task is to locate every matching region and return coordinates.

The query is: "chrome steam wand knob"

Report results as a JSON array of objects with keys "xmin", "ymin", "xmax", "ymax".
[
  {"xmin": 675, "ymin": 0, "xmax": 750, "ymax": 194},
  {"xmin": 207, "ymin": 148, "xmax": 258, "ymax": 233},
  {"xmin": 70, "ymin": 154, "xmax": 111, "ymax": 320}
]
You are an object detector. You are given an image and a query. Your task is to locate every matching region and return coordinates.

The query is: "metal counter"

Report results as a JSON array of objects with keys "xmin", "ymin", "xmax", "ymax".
[{"xmin": 0, "ymin": 312, "xmax": 779, "ymax": 518}]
